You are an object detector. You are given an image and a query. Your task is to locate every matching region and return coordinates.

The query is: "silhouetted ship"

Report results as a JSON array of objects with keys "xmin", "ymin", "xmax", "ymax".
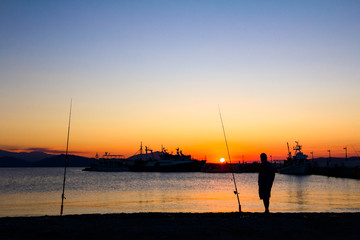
[
  {"xmin": 83, "ymin": 153, "xmax": 131, "ymax": 171},
  {"xmin": 83, "ymin": 146, "xmax": 206, "ymax": 172},
  {"xmin": 279, "ymin": 141, "xmax": 311, "ymax": 175}
]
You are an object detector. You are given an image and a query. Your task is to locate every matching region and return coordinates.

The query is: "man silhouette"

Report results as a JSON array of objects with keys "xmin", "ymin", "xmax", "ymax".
[{"xmin": 258, "ymin": 153, "xmax": 275, "ymax": 213}]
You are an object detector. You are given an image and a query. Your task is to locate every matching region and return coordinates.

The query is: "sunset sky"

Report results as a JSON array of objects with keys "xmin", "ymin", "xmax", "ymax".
[{"xmin": 1, "ymin": 1, "xmax": 359, "ymax": 162}]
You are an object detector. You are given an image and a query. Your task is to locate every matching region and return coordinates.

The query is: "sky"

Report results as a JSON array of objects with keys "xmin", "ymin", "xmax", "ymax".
[{"xmin": 0, "ymin": 0, "xmax": 359, "ymax": 162}]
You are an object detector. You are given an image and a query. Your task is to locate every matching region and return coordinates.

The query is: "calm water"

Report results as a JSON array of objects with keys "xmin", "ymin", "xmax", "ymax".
[{"xmin": 0, "ymin": 168, "xmax": 359, "ymax": 217}]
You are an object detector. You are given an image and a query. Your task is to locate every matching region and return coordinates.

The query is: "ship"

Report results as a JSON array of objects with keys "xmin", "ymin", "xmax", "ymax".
[
  {"xmin": 83, "ymin": 145, "xmax": 206, "ymax": 172},
  {"xmin": 279, "ymin": 141, "xmax": 311, "ymax": 175},
  {"xmin": 83, "ymin": 152, "xmax": 133, "ymax": 172},
  {"xmin": 130, "ymin": 146, "xmax": 206, "ymax": 172}
]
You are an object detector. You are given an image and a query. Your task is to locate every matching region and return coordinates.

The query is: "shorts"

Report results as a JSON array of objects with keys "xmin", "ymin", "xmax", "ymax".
[{"xmin": 259, "ymin": 185, "xmax": 272, "ymax": 199}]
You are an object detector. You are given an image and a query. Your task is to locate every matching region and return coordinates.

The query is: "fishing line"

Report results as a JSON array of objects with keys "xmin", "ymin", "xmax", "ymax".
[{"xmin": 218, "ymin": 105, "xmax": 241, "ymax": 213}]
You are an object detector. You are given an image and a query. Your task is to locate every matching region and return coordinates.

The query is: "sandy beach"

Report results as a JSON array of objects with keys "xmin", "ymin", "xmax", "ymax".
[{"xmin": 1, "ymin": 212, "xmax": 359, "ymax": 240}]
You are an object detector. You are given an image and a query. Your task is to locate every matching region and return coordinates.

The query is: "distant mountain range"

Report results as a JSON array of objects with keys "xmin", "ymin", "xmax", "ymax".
[
  {"xmin": 0, "ymin": 150, "xmax": 54, "ymax": 162},
  {"xmin": 0, "ymin": 149, "xmax": 96, "ymax": 167}
]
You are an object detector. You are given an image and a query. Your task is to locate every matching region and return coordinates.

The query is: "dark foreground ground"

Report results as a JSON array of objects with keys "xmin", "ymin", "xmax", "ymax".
[{"xmin": 1, "ymin": 212, "xmax": 359, "ymax": 240}]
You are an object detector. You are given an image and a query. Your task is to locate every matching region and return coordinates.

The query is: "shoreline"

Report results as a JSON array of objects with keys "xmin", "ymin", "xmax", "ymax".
[
  {"xmin": 2, "ymin": 165, "xmax": 360, "ymax": 180},
  {"xmin": 1, "ymin": 212, "xmax": 359, "ymax": 239}
]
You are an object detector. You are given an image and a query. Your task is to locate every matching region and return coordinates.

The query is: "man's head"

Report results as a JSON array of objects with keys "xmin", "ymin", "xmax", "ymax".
[{"xmin": 260, "ymin": 153, "xmax": 267, "ymax": 163}]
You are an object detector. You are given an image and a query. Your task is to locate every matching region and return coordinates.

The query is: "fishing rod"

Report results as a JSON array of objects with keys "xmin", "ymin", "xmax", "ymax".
[
  {"xmin": 60, "ymin": 99, "xmax": 72, "ymax": 216},
  {"xmin": 218, "ymin": 106, "xmax": 241, "ymax": 213}
]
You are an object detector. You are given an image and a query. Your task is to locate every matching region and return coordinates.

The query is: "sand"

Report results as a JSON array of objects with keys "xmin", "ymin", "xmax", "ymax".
[{"xmin": 1, "ymin": 212, "xmax": 359, "ymax": 240}]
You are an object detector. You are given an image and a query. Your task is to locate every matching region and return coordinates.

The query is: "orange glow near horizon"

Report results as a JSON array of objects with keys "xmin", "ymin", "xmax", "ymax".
[{"xmin": 1, "ymin": 99, "xmax": 359, "ymax": 163}]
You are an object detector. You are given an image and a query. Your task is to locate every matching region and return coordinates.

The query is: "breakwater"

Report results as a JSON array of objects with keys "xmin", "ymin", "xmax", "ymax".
[{"xmin": 203, "ymin": 159, "xmax": 360, "ymax": 179}]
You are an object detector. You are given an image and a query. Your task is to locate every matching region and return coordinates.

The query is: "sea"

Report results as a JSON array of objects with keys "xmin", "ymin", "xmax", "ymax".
[{"xmin": 0, "ymin": 168, "xmax": 359, "ymax": 217}]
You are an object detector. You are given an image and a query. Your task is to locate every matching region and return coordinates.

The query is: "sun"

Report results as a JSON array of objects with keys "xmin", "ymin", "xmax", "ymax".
[{"xmin": 220, "ymin": 158, "xmax": 225, "ymax": 163}]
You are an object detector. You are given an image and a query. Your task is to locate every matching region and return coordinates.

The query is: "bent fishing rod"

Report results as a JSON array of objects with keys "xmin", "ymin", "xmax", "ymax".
[
  {"xmin": 60, "ymin": 99, "xmax": 72, "ymax": 216},
  {"xmin": 218, "ymin": 106, "xmax": 242, "ymax": 213}
]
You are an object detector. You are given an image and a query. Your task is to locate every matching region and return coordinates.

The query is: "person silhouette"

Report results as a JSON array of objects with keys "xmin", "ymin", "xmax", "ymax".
[{"xmin": 258, "ymin": 153, "xmax": 275, "ymax": 213}]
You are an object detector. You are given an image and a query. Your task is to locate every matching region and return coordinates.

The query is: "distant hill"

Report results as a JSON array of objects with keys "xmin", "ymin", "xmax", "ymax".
[
  {"xmin": 0, "ymin": 149, "xmax": 96, "ymax": 167},
  {"xmin": 32, "ymin": 154, "xmax": 97, "ymax": 167},
  {"xmin": 0, "ymin": 150, "xmax": 54, "ymax": 162},
  {"xmin": 0, "ymin": 157, "xmax": 31, "ymax": 167}
]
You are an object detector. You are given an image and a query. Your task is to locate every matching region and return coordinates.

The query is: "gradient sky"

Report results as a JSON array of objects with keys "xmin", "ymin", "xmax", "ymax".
[{"xmin": 1, "ymin": 0, "xmax": 359, "ymax": 162}]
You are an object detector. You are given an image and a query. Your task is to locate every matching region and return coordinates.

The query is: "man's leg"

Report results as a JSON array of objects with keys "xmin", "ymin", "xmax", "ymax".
[{"xmin": 263, "ymin": 198, "xmax": 270, "ymax": 213}]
